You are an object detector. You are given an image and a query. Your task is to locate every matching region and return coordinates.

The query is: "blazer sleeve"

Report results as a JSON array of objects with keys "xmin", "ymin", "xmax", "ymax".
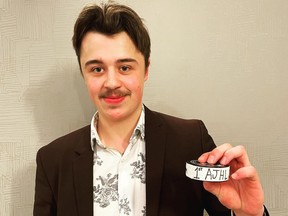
[
  {"xmin": 199, "ymin": 120, "xmax": 217, "ymax": 153},
  {"xmin": 33, "ymin": 148, "xmax": 57, "ymax": 216}
]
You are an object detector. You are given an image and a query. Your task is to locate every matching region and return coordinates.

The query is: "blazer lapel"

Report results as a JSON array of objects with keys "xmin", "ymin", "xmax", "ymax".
[
  {"xmin": 145, "ymin": 107, "xmax": 166, "ymax": 216},
  {"xmin": 70, "ymin": 108, "xmax": 167, "ymax": 216},
  {"xmin": 72, "ymin": 127, "xmax": 93, "ymax": 216}
]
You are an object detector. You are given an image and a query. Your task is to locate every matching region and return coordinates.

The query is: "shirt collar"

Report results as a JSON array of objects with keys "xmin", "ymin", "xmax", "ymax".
[{"xmin": 90, "ymin": 106, "xmax": 145, "ymax": 152}]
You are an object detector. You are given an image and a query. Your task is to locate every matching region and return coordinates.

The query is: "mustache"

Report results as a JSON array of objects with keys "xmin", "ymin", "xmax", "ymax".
[{"xmin": 99, "ymin": 89, "xmax": 131, "ymax": 98}]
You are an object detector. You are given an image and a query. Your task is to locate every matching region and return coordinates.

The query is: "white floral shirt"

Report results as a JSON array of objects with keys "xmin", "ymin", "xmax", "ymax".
[{"xmin": 90, "ymin": 108, "xmax": 146, "ymax": 216}]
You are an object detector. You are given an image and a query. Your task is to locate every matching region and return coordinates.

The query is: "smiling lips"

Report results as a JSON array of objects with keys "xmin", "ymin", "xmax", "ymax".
[
  {"xmin": 99, "ymin": 89, "xmax": 131, "ymax": 104},
  {"xmin": 103, "ymin": 95, "xmax": 126, "ymax": 104}
]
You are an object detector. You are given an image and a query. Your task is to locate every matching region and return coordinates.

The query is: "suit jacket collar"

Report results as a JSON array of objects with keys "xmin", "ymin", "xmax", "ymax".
[
  {"xmin": 73, "ymin": 126, "xmax": 93, "ymax": 216},
  {"xmin": 145, "ymin": 106, "xmax": 166, "ymax": 216},
  {"xmin": 70, "ymin": 106, "xmax": 167, "ymax": 216}
]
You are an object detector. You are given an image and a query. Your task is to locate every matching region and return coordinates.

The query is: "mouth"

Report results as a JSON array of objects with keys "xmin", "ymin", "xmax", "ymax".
[
  {"xmin": 99, "ymin": 90, "xmax": 130, "ymax": 105},
  {"xmin": 103, "ymin": 96, "xmax": 125, "ymax": 104}
]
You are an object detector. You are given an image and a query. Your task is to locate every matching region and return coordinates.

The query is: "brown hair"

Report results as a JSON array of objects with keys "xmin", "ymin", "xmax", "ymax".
[{"xmin": 72, "ymin": 2, "xmax": 151, "ymax": 71}]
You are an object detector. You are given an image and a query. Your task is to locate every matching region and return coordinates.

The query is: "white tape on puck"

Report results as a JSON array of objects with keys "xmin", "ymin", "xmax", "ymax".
[{"xmin": 186, "ymin": 160, "xmax": 230, "ymax": 182}]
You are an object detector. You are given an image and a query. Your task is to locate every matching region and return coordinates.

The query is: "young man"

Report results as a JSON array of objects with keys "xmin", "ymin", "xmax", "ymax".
[{"xmin": 34, "ymin": 3, "xmax": 269, "ymax": 216}]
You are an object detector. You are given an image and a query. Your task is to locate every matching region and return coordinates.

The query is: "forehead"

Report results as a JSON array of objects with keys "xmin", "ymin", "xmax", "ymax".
[
  {"xmin": 81, "ymin": 31, "xmax": 137, "ymax": 55},
  {"xmin": 79, "ymin": 31, "xmax": 144, "ymax": 67}
]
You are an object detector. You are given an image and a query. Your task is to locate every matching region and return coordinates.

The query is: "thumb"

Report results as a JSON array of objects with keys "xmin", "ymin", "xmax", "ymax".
[
  {"xmin": 203, "ymin": 182, "xmax": 221, "ymax": 198},
  {"xmin": 231, "ymin": 166, "xmax": 258, "ymax": 180},
  {"xmin": 203, "ymin": 182, "xmax": 240, "ymax": 210}
]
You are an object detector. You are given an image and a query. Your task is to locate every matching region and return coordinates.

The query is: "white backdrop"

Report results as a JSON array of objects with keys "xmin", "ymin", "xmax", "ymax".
[{"xmin": 1, "ymin": 0, "xmax": 287, "ymax": 215}]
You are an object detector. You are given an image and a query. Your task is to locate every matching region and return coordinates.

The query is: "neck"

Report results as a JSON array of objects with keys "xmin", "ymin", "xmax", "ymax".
[{"xmin": 97, "ymin": 107, "xmax": 142, "ymax": 154}]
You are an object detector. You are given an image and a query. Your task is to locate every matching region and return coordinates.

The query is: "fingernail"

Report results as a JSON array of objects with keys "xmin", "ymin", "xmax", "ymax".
[{"xmin": 231, "ymin": 173, "xmax": 238, "ymax": 179}]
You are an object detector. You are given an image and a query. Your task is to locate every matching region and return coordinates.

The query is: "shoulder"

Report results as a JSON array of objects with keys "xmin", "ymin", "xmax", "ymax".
[
  {"xmin": 145, "ymin": 107, "xmax": 216, "ymax": 167},
  {"xmin": 145, "ymin": 106, "xmax": 204, "ymax": 131},
  {"xmin": 144, "ymin": 106, "xmax": 214, "ymax": 148},
  {"xmin": 156, "ymin": 111, "xmax": 208, "ymax": 137},
  {"xmin": 37, "ymin": 125, "xmax": 90, "ymax": 158},
  {"xmin": 155, "ymin": 111, "xmax": 201, "ymax": 125}
]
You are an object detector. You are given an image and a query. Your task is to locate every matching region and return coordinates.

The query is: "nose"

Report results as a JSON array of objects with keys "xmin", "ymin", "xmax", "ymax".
[{"xmin": 104, "ymin": 68, "xmax": 121, "ymax": 89}]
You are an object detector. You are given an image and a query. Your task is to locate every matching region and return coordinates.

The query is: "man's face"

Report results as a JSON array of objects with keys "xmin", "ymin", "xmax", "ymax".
[{"xmin": 80, "ymin": 31, "xmax": 149, "ymax": 122}]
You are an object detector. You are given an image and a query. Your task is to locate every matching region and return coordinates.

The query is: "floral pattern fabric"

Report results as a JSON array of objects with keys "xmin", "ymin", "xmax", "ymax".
[{"xmin": 91, "ymin": 109, "xmax": 146, "ymax": 216}]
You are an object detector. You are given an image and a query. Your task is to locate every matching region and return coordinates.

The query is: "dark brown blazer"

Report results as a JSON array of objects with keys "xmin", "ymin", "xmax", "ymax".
[{"xmin": 33, "ymin": 106, "xmax": 231, "ymax": 216}]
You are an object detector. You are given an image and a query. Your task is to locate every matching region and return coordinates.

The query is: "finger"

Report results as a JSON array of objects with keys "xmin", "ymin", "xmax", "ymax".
[
  {"xmin": 231, "ymin": 166, "xmax": 258, "ymax": 181},
  {"xmin": 219, "ymin": 145, "xmax": 251, "ymax": 167},
  {"xmin": 202, "ymin": 181, "xmax": 219, "ymax": 195},
  {"xmin": 202, "ymin": 182, "xmax": 222, "ymax": 200},
  {"xmin": 205, "ymin": 143, "xmax": 233, "ymax": 164},
  {"xmin": 197, "ymin": 152, "xmax": 210, "ymax": 163}
]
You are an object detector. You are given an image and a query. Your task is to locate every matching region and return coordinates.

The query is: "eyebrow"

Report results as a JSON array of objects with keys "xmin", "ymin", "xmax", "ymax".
[
  {"xmin": 84, "ymin": 58, "xmax": 138, "ymax": 68},
  {"xmin": 84, "ymin": 59, "xmax": 103, "ymax": 68},
  {"xmin": 117, "ymin": 58, "xmax": 138, "ymax": 64}
]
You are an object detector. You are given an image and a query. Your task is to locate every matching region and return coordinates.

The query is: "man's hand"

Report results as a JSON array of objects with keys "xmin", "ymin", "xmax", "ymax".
[{"xmin": 198, "ymin": 143, "xmax": 265, "ymax": 216}]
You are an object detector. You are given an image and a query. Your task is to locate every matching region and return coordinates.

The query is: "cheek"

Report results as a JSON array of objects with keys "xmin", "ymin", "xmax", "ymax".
[
  {"xmin": 126, "ymin": 74, "xmax": 145, "ymax": 88},
  {"xmin": 133, "ymin": 83, "xmax": 145, "ymax": 100},
  {"xmin": 85, "ymin": 80, "xmax": 100, "ymax": 97},
  {"xmin": 126, "ymin": 79, "xmax": 144, "ymax": 95}
]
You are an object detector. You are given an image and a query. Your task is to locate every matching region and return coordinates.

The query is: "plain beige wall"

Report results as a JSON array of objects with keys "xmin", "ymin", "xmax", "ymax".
[{"xmin": 1, "ymin": 0, "xmax": 287, "ymax": 215}]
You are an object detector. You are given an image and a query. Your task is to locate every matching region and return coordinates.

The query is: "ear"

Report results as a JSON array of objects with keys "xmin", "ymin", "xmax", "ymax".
[{"xmin": 144, "ymin": 59, "xmax": 150, "ymax": 81}]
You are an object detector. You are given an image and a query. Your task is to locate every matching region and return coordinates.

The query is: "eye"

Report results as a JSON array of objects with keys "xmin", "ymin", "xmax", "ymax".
[
  {"xmin": 120, "ymin": 65, "xmax": 130, "ymax": 72},
  {"xmin": 92, "ymin": 67, "xmax": 103, "ymax": 73}
]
